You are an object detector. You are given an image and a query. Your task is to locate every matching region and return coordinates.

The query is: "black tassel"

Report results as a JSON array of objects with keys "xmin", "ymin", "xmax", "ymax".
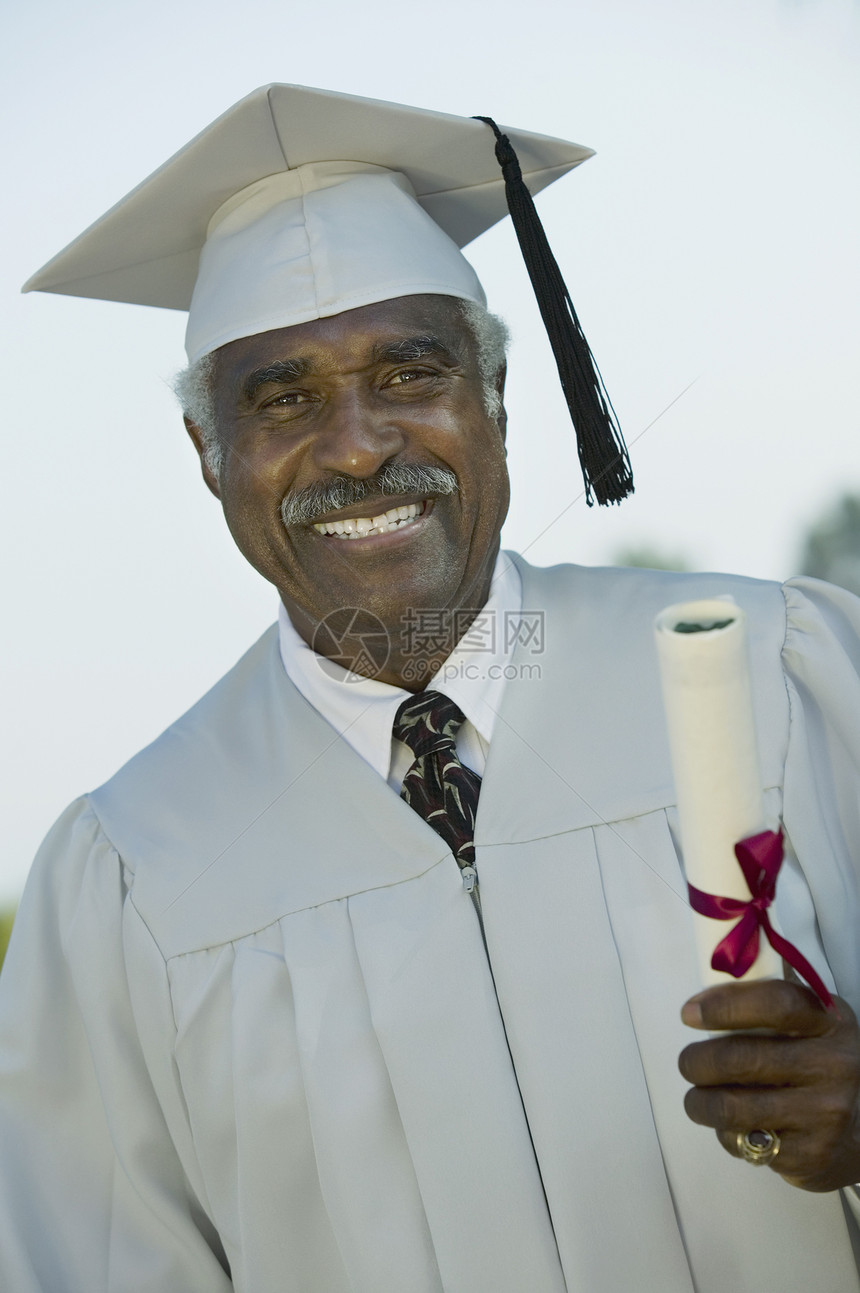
[{"xmin": 474, "ymin": 116, "xmax": 633, "ymax": 506}]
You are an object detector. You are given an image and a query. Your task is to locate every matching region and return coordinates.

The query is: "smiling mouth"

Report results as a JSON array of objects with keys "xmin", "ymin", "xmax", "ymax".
[{"xmin": 312, "ymin": 500, "xmax": 427, "ymax": 539}]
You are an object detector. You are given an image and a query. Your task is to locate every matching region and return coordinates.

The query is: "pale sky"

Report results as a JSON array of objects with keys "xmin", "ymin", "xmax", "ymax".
[{"xmin": 2, "ymin": 0, "xmax": 859, "ymax": 900}]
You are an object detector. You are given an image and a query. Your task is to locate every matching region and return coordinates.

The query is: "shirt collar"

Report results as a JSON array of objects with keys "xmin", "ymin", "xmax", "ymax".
[{"xmin": 277, "ymin": 551, "xmax": 523, "ymax": 781}]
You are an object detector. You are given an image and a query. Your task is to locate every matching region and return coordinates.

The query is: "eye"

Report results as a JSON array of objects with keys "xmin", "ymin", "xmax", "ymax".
[
  {"xmin": 261, "ymin": 389, "xmax": 312, "ymax": 409},
  {"xmin": 383, "ymin": 367, "xmax": 439, "ymax": 388}
]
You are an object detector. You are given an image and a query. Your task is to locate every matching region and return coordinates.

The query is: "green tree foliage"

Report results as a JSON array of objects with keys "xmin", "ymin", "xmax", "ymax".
[
  {"xmin": 612, "ymin": 544, "xmax": 691, "ymax": 573},
  {"xmin": 798, "ymin": 494, "xmax": 860, "ymax": 598},
  {"xmin": 0, "ymin": 908, "xmax": 15, "ymax": 972}
]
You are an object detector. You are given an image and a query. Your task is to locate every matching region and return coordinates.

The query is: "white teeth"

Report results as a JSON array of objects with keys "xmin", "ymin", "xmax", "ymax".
[{"xmin": 312, "ymin": 500, "xmax": 424, "ymax": 537}]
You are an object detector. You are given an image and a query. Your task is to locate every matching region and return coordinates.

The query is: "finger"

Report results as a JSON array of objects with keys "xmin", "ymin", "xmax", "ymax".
[
  {"xmin": 681, "ymin": 980, "xmax": 842, "ymax": 1036},
  {"xmin": 715, "ymin": 1128, "xmax": 780, "ymax": 1162},
  {"xmin": 714, "ymin": 1128, "xmax": 801, "ymax": 1177},
  {"xmin": 683, "ymin": 1083, "xmax": 820, "ymax": 1133},
  {"xmin": 678, "ymin": 1032, "xmax": 860, "ymax": 1088},
  {"xmin": 714, "ymin": 1126, "xmax": 858, "ymax": 1191},
  {"xmin": 715, "ymin": 1126, "xmax": 800, "ymax": 1172}
]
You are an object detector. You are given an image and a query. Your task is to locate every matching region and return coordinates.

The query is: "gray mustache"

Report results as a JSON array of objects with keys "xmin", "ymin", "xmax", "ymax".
[{"xmin": 280, "ymin": 464, "xmax": 458, "ymax": 527}]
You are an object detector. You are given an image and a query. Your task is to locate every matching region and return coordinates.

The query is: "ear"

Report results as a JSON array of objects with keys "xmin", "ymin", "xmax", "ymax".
[
  {"xmin": 184, "ymin": 416, "xmax": 222, "ymax": 498},
  {"xmin": 493, "ymin": 364, "xmax": 508, "ymax": 445}
]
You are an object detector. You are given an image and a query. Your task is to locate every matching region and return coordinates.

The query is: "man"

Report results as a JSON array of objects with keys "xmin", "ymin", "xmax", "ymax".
[{"xmin": 2, "ymin": 84, "xmax": 860, "ymax": 1291}]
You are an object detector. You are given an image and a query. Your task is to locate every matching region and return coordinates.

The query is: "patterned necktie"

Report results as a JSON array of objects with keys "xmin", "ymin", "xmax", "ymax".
[{"xmin": 393, "ymin": 690, "xmax": 482, "ymax": 873}]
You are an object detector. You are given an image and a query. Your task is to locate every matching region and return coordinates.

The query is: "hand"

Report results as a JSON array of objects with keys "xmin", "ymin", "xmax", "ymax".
[{"xmin": 678, "ymin": 979, "xmax": 860, "ymax": 1191}]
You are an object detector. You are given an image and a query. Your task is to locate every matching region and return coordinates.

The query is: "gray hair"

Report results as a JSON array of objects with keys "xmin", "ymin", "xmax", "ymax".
[
  {"xmin": 172, "ymin": 298, "xmax": 509, "ymax": 479},
  {"xmin": 172, "ymin": 352, "xmax": 220, "ymax": 472},
  {"xmin": 455, "ymin": 299, "xmax": 509, "ymax": 419}
]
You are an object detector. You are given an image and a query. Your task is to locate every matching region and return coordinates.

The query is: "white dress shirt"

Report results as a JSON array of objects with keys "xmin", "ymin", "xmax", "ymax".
[{"xmin": 277, "ymin": 551, "xmax": 523, "ymax": 790}]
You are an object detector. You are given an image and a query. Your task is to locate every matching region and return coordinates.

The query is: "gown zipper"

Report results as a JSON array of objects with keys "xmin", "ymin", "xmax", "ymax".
[
  {"xmin": 459, "ymin": 864, "xmax": 485, "ymax": 939},
  {"xmin": 458, "ymin": 855, "xmax": 563, "ymax": 1274}
]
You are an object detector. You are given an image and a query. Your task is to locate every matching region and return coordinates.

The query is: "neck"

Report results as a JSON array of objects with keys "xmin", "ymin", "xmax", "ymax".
[{"xmin": 285, "ymin": 564, "xmax": 498, "ymax": 692}]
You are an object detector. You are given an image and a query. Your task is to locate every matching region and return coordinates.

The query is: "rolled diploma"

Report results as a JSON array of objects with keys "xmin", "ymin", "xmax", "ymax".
[{"xmin": 655, "ymin": 598, "xmax": 783, "ymax": 987}]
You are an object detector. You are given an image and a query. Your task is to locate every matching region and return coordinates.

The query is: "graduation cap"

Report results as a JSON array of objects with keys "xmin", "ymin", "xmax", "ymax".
[{"xmin": 24, "ymin": 84, "xmax": 632, "ymax": 505}]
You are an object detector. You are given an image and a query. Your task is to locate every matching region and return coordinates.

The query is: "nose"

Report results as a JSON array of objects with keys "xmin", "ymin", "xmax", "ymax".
[{"xmin": 311, "ymin": 389, "xmax": 407, "ymax": 478}]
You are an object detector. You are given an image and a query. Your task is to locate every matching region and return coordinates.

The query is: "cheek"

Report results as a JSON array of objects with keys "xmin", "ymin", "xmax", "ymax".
[
  {"xmin": 221, "ymin": 435, "xmax": 302, "ymax": 517},
  {"xmin": 217, "ymin": 462, "xmax": 294, "ymax": 572},
  {"xmin": 487, "ymin": 469, "xmax": 511, "ymax": 532},
  {"xmin": 472, "ymin": 432, "xmax": 511, "ymax": 517}
]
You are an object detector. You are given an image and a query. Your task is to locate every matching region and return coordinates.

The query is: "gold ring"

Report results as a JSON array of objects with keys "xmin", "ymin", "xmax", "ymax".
[{"xmin": 737, "ymin": 1129, "xmax": 781, "ymax": 1166}]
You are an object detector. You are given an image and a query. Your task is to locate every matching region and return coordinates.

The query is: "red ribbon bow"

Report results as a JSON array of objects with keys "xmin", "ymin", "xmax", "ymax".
[{"xmin": 687, "ymin": 829, "xmax": 833, "ymax": 1010}]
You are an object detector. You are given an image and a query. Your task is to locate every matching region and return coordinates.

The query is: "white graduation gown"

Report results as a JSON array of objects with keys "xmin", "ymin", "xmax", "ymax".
[{"xmin": 2, "ymin": 558, "xmax": 860, "ymax": 1292}]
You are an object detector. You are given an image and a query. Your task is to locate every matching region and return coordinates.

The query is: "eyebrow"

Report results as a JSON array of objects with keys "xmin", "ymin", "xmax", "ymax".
[
  {"xmin": 372, "ymin": 334, "xmax": 462, "ymax": 365},
  {"xmin": 242, "ymin": 358, "xmax": 310, "ymax": 402}
]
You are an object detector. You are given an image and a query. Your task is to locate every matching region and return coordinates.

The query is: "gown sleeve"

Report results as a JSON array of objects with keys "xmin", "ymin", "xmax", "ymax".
[
  {"xmin": 781, "ymin": 576, "xmax": 860, "ymax": 1021},
  {"xmin": 0, "ymin": 798, "xmax": 232, "ymax": 1292},
  {"xmin": 780, "ymin": 578, "xmax": 860, "ymax": 1230}
]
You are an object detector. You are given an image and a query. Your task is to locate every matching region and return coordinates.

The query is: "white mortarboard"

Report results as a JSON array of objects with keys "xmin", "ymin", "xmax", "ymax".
[{"xmin": 24, "ymin": 84, "xmax": 633, "ymax": 504}]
